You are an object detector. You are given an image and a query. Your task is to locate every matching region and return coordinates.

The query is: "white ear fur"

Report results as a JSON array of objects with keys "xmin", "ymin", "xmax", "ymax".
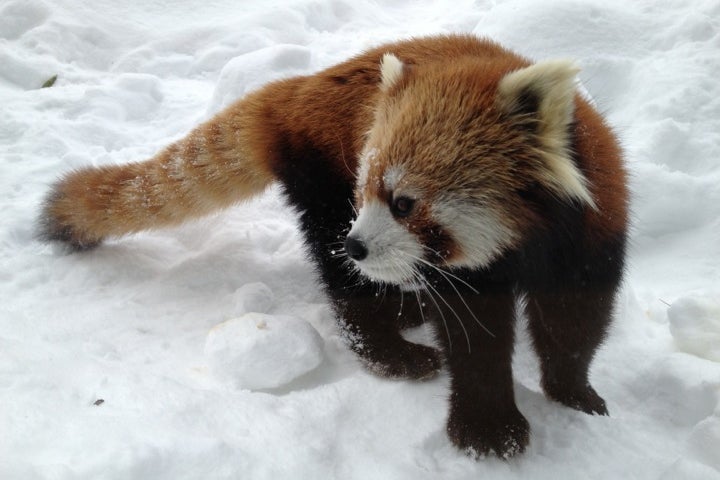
[
  {"xmin": 498, "ymin": 60, "xmax": 596, "ymax": 209},
  {"xmin": 380, "ymin": 53, "xmax": 404, "ymax": 92}
]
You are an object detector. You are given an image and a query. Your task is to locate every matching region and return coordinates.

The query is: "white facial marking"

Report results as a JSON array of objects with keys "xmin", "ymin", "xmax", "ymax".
[
  {"xmin": 432, "ymin": 196, "xmax": 518, "ymax": 269},
  {"xmin": 383, "ymin": 166, "xmax": 403, "ymax": 192},
  {"xmin": 347, "ymin": 199, "xmax": 423, "ymax": 285},
  {"xmin": 356, "ymin": 147, "xmax": 377, "ymax": 192}
]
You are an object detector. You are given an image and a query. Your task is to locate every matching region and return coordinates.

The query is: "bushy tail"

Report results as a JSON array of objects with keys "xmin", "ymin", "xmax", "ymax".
[{"xmin": 39, "ymin": 101, "xmax": 275, "ymax": 250}]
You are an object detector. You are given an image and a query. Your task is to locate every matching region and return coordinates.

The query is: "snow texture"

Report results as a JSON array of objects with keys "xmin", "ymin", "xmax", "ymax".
[
  {"xmin": 1, "ymin": 0, "xmax": 719, "ymax": 479},
  {"xmin": 669, "ymin": 295, "xmax": 720, "ymax": 362},
  {"xmin": 205, "ymin": 313, "xmax": 324, "ymax": 390}
]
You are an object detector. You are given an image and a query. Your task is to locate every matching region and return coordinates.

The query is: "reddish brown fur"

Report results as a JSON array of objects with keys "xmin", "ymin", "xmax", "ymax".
[
  {"xmin": 574, "ymin": 98, "xmax": 629, "ymax": 241},
  {"xmin": 358, "ymin": 53, "xmax": 627, "ymax": 267}
]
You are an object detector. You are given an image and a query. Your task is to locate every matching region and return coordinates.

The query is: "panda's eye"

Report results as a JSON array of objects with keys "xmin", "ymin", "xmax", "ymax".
[{"xmin": 391, "ymin": 196, "xmax": 415, "ymax": 217}]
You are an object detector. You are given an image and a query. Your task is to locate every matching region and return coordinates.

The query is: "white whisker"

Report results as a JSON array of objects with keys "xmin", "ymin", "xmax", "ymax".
[
  {"xmin": 409, "ymin": 250, "xmax": 479, "ymax": 294},
  {"xmin": 412, "ymin": 289, "xmax": 427, "ymax": 325},
  {"xmin": 397, "ymin": 288, "xmax": 406, "ymax": 321},
  {"xmin": 348, "ymin": 198, "xmax": 358, "ymax": 217},
  {"xmin": 400, "ymin": 251, "xmax": 494, "ymax": 337},
  {"xmin": 414, "ymin": 271, "xmax": 453, "ymax": 353},
  {"xmin": 423, "ymin": 277, "xmax": 472, "ymax": 353},
  {"xmin": 434, "ymin": 269, "xmax": 495, "ymax": 338}
]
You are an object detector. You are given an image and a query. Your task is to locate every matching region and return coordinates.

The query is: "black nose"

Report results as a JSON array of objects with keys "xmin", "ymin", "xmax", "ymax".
[{"xmin": 344, "ymin": 236, "xmax": 368, "ymax": 261}]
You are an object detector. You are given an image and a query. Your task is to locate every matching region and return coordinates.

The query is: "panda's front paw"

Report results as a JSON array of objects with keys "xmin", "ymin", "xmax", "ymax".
[
  {"xmin": 545, "ymin": 381, "xmax": 609, "ymax": 416},
  {"xmin": 447, "ymin": 403, "xmax": 530, "ymax": 459},
  {"xmin": 360, "ymin": 339, "xmax": 442, "ymax": 380}
]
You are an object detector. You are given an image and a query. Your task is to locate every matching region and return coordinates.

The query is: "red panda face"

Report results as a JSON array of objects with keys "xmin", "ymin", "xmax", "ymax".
[
  {"xmin": 345, "ymin": 54, "xmax": 594, "ymax": 286},
  {"xmin": 346, "ymin": 143, "xmax": 521, "ymax": 287}
]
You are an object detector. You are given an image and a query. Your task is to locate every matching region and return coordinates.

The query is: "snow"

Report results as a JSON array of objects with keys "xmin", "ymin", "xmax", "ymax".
[
  {"xmin": 669, "ymin": 295, "xmax": 720, "ymax": 362},
  {"xmin": 205, "ymin": 312, "xmax": 324, "ymax": 390},
  {"xmin": 1, "ymin": 0, "xmax": 719, "ymax": 478}
]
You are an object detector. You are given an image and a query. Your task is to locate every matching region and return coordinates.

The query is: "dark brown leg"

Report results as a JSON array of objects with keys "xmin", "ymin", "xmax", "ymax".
[
  {"xmin": 525, "ymin": 286, "xmax": 614, "ymax": 415},
  {"xmin": 436, "ymin": 287, "xmax": 529, "ymax": 458},
  {"xmin": 336, "ymin": 290, "xmax": 442, "ymax": 380}
]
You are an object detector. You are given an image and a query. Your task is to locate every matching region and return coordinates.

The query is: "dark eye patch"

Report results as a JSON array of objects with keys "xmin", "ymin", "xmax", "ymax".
[{"xmin": 391, "ymin": 196, "xmax": 415, "ymax": 217}]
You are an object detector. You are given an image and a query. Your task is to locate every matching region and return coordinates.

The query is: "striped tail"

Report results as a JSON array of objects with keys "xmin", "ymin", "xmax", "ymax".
[{"xmin": 38, "ymin": 100, "xmax": 275, "ymax": 250}]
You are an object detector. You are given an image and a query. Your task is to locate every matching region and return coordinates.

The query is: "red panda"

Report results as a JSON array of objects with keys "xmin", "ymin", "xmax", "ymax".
[{"xmin": 39, "ymin": 35, "xmax": 629, "ymax": 459}]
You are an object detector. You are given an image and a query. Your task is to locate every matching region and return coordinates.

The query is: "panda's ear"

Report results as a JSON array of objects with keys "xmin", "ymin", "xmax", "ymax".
[
  {"xmin": 497, "ymin": 60, "xmax": 579, "ymax": 126},
  {"xmin": 498, "ymin": 60, "xmax": 596, "ymax": 209},
  {"xmin": 379, "ymin": 53, "xmax": 404, "ymax": 92}
]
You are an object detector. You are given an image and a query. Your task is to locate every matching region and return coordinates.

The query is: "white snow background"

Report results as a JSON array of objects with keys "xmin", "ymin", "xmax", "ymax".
[{"xmin": 1, "ymin": 0, "xmax": 719, "ymax": 478}]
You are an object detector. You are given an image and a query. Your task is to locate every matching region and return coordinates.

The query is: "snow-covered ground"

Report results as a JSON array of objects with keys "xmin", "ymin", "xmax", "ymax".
[{"xmin": 2, "ymin": 0, "xmax": 719, "ymax": 478}]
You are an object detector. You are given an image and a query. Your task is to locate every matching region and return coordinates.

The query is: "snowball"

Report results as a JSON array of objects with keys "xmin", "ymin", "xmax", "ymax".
[
  {"xmin": 668, "ymin": 295, "xmax": 720, "ymax": 362},
  {"xmin": 205, "ymin": 313, "xmax": 324, "ymax": 390},
  {"xmin": 232, "ymin": 282, "xmax": 274, "ymax": 314},
  {"xmin": 686, "ymin": 416, "xmax": 720, "ymax": 470},
  {"xmin": 207, "ymin": 44, "xmax": 312, "ymax": 114}
]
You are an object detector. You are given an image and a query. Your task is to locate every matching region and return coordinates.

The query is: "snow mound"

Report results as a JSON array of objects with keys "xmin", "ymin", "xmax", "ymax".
[
  {"xmin": 668, "ymin": 295, "xmax": 720, "ymax": 362},
  {"xmin": 208, "ymin": 44, "xmax": 312, "ymax": 114},
  {"xmin": 0, "ymin": 1, "xmax": 50, "ymax": 42},
  {"xmin": 686, "ymin": 416, "xmax": 720, "ymax": 471},
  {"xmin": 232, "ymin": 282, "xmax": 275, "ymax": 315},
  {"xmin": 205, "ymin": 312, "xmax": 324, "ymax": 390},
  {"xmin": 661, "ymin": 414, "xmax": 720, "ymax": 479}
]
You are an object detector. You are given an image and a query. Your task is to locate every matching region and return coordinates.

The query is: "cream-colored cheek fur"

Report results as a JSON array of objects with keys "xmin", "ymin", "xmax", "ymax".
[
  {"xmin": 347, "ymin": 199, "xmax": 423, "ymax": 284},
  {"xmin": 433, "ymin": 196, "xmax": 518, "ymax": 269},
  {"xmin": 498, "ymin": 60, "xmax": 597, "ymax": 209},
  {"xmin": 379, "ymin": 53, "xmax": 404, "ymax": 92}
]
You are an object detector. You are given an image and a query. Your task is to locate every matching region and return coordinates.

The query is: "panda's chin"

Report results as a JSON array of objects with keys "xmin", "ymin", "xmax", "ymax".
[
  {"xmin": 354, "ymin": 263, "xmax": 413, "ymax": 286},
  {"xmin": 350, "ymin": 255, "xmax": 423, "ymax": 288},
  {"xmin": 399, "ymin": 280, "xmax": 424, "ymax": 292}
]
